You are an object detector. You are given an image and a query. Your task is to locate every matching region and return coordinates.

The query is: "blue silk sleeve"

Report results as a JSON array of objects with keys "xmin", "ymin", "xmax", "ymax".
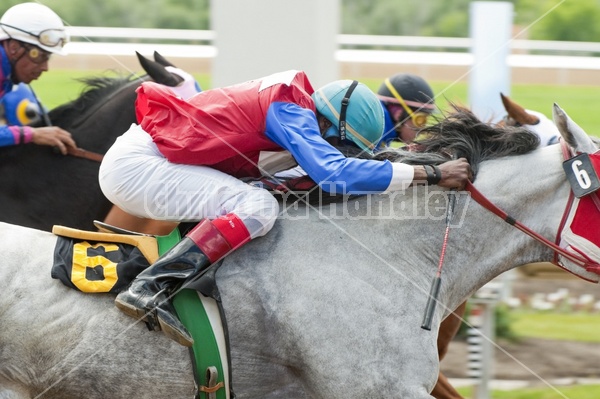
[
  {"xmin": 0, "ymin": 125, "xmax": 16, "ymax": 147},
  {"xmin": 264, "ymin": 102, "xmax": 393, "ymax": 194}
]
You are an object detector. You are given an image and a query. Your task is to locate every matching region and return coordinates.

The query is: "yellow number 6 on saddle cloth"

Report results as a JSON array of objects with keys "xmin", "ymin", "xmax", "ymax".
[{"xmin": 51, "ymin": 225, "xmax": 159, "ymax": 294}]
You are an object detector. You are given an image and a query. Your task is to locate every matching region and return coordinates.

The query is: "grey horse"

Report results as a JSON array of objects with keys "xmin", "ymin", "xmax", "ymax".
[{"xmin": 1, "ymin": 104, "xmax": 598, "ymax": 398}]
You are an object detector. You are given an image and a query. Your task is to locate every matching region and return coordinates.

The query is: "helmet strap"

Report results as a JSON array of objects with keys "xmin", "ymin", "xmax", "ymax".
[{"xmin": 338, "ymin": 80, "xmax": 358, "ymax": 142}]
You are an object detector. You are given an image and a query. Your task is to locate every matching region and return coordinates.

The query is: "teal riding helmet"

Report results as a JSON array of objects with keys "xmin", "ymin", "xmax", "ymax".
[{"xmin": 312, "ymin": 80, "xmax": 384, "ymax": 154}]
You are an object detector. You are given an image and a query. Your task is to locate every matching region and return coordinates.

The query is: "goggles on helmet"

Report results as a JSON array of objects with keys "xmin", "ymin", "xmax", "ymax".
[
  {"xmin": 19, "ymin": 42, "xmax": 51, "ymax": 64},
  {"xmin": 383, "ymin": 78, "xmax": 430, "ymax": 128},
  {"xmin": 0, "ymin": 23, "xmax": 67, "ymax": 48}
]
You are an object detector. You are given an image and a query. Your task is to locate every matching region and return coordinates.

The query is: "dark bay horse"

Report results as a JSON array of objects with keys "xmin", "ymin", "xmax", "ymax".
[
  {"xmin": 0, "ymin": 52, "xmax": 187, "ymax": 232},
  {"xmin": 1, "ymin": 104, "xmax": 597, "ymax": 398}
]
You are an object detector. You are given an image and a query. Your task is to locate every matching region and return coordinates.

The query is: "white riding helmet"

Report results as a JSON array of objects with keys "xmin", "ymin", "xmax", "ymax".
[{"xmin": 0, "ymin": 3, "xmax": 68, "ymax": 55}]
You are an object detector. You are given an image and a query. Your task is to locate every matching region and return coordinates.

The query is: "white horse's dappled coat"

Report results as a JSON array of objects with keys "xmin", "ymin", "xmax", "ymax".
[{"xmin": 0, "ymin": 105, "xmax": 597, "ymax": 398}]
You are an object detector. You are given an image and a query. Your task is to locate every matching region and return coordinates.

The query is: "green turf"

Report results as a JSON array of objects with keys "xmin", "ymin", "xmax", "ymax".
[
  {"xmin": 509, "ymin": 311, "xmax": 600, "ymax": 343},
  {"xmin": 360, "ymin": 77, "xmax": 600, "ymax": 136},
  {"xmin": 453, "ymin": 310, "xmax": 600, "ymax": 396},
  {"xmin": 29, "ymin": 69, "xmax": 211, "ymax": 109},
  {"xmin": 458, "ymin": 383, "xmax": 600, "ymax": 398},
  {"xmin": 30, "ymin": 70, "xmax": 600, "ymax": 137}
]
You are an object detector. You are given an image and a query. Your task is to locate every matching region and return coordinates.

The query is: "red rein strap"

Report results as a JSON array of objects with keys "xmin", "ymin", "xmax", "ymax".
[
  {"xmin": 66, "ymin": 147, "xmax": 104, "ymax": 163},
  {"xmin": 553, "ymin": 141, "xmax": 577, "ymax": 268},
  {"xmin": 464, "ymin": 179, "xmax": 600, "ymax": 276}
]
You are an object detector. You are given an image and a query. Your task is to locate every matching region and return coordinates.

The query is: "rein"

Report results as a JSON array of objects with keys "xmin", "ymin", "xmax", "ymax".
[
  {"xmin": 464, "ymin": 139, "xmax": 600, "ymax": 278},
  {"xmin": 54, "ymin": 76, "xmax": 147, "ymax": 164},
  {"xmin": 67, "ymin": 146, "xmax": 104, "ymax": 162},
  {"xmin": 29, "ymin": 83, "xmax": 105, "ymax": 164}
]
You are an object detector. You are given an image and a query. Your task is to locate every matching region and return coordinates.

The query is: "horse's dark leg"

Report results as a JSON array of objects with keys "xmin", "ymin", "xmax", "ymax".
[
  {"xmin": 103, "ymin": 205, "xmax": 178, "ymax": 235},
  {"xmin": 432, "ymin": 301, "xmax": 467, "ymax": 399},
  {"xmin": 432, "ymin": 372, "xmax": 464, "ymax": 399}
]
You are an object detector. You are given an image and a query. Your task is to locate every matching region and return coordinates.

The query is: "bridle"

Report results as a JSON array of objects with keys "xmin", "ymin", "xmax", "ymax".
[{"xmin": 464, "ymin": 139, "xmax": 600, "ymax": 280}]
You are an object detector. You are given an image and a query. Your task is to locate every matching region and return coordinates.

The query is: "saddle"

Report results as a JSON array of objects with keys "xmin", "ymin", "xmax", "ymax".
[
  {"xmin": 54, "ymin": 223, "xmax": 159, "ymax": 259},
  {"xmin": 51, "ymin": 222, "xmax": 230, "ymax": 399}
]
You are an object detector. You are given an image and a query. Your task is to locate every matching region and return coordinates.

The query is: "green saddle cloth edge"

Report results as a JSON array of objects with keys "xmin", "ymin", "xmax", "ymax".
[{"xmin": 157, "ymin": 228, "xmax": 227, "ymax": 399}]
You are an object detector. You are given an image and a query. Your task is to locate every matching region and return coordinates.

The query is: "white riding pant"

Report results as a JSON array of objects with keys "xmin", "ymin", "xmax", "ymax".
[{"xmin": 99, "ymin": 124, "xmax": 279, "ymax": 238}]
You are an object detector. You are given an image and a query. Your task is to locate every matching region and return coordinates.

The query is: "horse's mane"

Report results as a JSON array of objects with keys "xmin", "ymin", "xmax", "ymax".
[
  {"xmin": 282, "ymin": 104, "xmax": 541, "ymax": 205},
  {"xmin": 375, "ymin": 104, "xmax": 541, "ymax": 176},
  {"xmin": 48, "ymin": 74, "xmax": 147, "ymax": 123}
]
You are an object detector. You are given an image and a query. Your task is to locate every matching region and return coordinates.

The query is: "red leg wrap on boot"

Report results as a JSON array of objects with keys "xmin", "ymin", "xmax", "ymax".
[
  {"xmin": 211, "ymin": 213, "xmax": 251, "ymax": 249},
  {"xmin": 186, "ymin": 214, "xmax": 250, "ymax": 263},
  {"xmin": 186, "ymin": 219, "xmax": 231, "ymax": 263}
]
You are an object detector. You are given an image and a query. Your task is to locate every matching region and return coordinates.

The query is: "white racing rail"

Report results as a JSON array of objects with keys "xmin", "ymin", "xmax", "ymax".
[{"xmin": 64, "ymin": 27, "xmax": 600, "ymax": 71}]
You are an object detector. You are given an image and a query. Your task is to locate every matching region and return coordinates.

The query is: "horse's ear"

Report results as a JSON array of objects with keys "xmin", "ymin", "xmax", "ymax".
[
  {"xmin": 553, "ymin": 103, "xmax": 598, "ymax": 153},
  {"xmin": 153, "ymin": 51, "xmax": 175, "ymax": 67},
  {"xmin": 136, "ymin": 51, "xmax": 182, "ymax": 87},
  {"xmin": 500, "ymin": 93, "xmax": 539, "ymax": 125}
]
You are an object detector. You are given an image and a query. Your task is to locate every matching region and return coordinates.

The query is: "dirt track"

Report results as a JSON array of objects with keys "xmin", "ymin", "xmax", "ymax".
[{"xmin": 443, "ymin": 337, "xmax": 600, "ymax": 381}]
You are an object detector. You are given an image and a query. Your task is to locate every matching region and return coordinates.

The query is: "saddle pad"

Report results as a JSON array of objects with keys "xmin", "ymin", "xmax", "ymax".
[
  {"xmin": 51, "ymin": 225, "xmax": 159, "ymax": 293},
  {"xmin": 52, "ymin": 236, "xmax": 150, "ymax": 293},
  {"xmin": 53, "ymin": 225, "xmax": 160, "ymax": 262}
]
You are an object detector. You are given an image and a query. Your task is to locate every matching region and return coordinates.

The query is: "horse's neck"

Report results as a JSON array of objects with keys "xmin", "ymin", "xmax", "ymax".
[
  {"xmin": 219, "ymin": 147, "xmax": 571, "ymax": 338},
  {"xmin": 440, "ymin": 146, "xmax": 571, "ymax": 308},
  {"xmin": 270, "ymin": 182, "xmax": 552, "ymax": 307}
]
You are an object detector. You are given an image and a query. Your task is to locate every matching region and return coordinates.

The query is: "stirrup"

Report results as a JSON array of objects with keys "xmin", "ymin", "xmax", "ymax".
[
  {"xmin": 115, "ymin": 288, "xmax": 166, "ymax": 331},
  {"xmin": 143, "ymin": 289, "xmax": 171, "ymax": 332},
  {"xmin": 145, "ymin": 292, "xmax": 193, "ymax": 346},
  {"xmin": 144, "ymin": 309, "xmax": 161, "ymax": 332},
  {"xmin": 156, "ymin": 307, "xmax": 194, "ymax": 347}
]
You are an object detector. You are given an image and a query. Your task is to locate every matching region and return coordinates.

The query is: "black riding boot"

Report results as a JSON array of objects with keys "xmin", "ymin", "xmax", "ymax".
[{"xmin": 115, "ymin": 216, "xmax": 249, "ymax": 346}]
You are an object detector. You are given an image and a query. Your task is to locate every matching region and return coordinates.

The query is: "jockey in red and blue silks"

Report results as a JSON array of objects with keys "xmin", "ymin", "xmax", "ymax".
[
  {"xmin": 99, "ymin": 69, "xmax": 473, "ymax": 347},
  {"xmin": 0, "ymin": 2, "xmax": 75, "ymax": 153},
  {"xmin": 135, "ymin": 70, "xmax": 411, "ymax": 193},
  {"xmin": 375, "ymin": 73, "xmax": 436, "ymax": 149}
]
